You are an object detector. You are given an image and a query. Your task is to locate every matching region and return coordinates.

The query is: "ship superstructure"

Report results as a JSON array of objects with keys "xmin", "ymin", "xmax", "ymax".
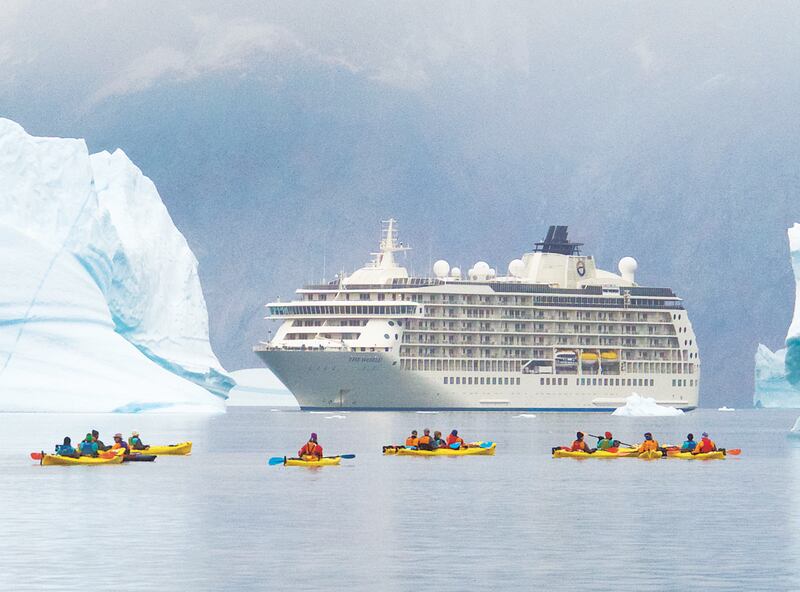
[{"xmin": 255, "ymin": 220, "xmax": 699, "ymax": 410}]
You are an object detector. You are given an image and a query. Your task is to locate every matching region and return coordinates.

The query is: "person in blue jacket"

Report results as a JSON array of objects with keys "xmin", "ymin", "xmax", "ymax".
[
  {"xmin": 680, "ymin": 433, "xmax": 696, "ymax": 452},
  {"xmin": 79, "ymin": 433, "xmax": 99, "ymax": 457},
  {"xmin": 55, "ymin": 437, "xmax": 77, "ymax": 457}
]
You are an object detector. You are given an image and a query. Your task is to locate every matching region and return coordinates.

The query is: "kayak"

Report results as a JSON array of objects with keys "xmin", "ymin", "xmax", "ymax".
[
  {"xmin": 130, "ymin": 442, "xmax": 192, "ymax": 456},
  {"xmin": 668, "ymin": 451, "xmax": 725, "ymax": 460},
  {"xmin": 551, "ymin": 447, "xmax": 640, "ymax": 459},
  {"xmin": 123, "ymin": 454, "xmax": 156, "ymax": 462},
  {"xmin": 638, "ymin": 450, "xmax": 663, "ymax": 460},
  {"xmin": 283, "ymin": 456, "xmax": 341, "ymax": 467},
  {"xmin": 41, "ymin": 453, "xmax": 124, "ymax": 466},
  {"xmin": 393, "ymin": 443, "xmax": 496, "ymax": 457}
]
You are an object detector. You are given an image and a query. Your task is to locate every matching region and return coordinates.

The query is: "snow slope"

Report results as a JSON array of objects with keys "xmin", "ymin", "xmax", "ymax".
[
  {"xmin": 0, "ymin": 118, "xmax": 233, "ymax": 412},
  {"xmin": 754, "ymin": 224, "xmax": 800, "ymax": 407}
]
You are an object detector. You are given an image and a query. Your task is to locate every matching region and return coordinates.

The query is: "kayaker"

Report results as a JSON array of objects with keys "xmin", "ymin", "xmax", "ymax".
[
  {"xmin": 298, "ymin": 433, "xmax": 324, "ymax": 460},
  {"xmin": 79, "ymin": 433, "xmax": 99, "ymax": 457},
  {"xmin": 680, "ymin": 433, "xmax": 696, "ymax": 452},
  {"xmin": 111, "ymin": 433, "xmax": 129, "ymax": 452},
  {"xmin": 55, "ymin": 436, "xmax": 78, "ymax": 457},
  {"xmin": 129, "ymin": 431, "xmax": 149, "ymax": 450},
  {"xmin": 693, "ymin": 432, "xmax": 717, "ymax": 454},
  {"xmin": 418, "ymin": 428, "xmax": 434, "ymax": 450},
  {"xmin": 570, "ymin": 432, "xmax": 591, "ymax": 453},
  {"xmin": 637, "ymin": 432, "xmax": 660, "ymax": 453},
  {"xmin": 432, "ymin": 431, "xmax": 447, "ymax": 449},
  {"xmin": 405, "ymin": 430, "xmax": 420, "ymax": 448},
  {"xmin": 596, "ymin": 431, "xmax": 616, "ymax": 450},
  {"xmin": 91, "ymin": 429, "xmax": 109, "ymax": 451},
  {"xmin": 446, "ymin": 429, "xmax": 468, "ymax": 449}
]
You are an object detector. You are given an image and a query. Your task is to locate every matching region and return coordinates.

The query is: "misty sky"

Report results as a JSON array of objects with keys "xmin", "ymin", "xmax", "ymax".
[{"xmin": 2, "ymin": 1, "xmax": 799, "ymax": 407}]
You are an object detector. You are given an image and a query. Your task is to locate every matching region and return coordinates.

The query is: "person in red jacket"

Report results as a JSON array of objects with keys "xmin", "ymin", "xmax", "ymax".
[
  {"xmin": 693, "ymin": 432, "xmax": 717, "ymax": 454},
  {"xmin": 298, "ymin": 433, "xmax": 323, "ymax": 460},
  {"xmin": 446, "ymin": 429, "xmax": 468, "ymax": 449}
]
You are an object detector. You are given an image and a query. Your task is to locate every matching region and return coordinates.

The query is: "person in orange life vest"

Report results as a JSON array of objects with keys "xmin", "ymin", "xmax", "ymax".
[
  {"xmin": 570, "ymin": 432, "xmax": 591, "ymax": 452},
  {"xmin": 405, "ymin": 430, "xmax": 419, "ymax": 448},
  {"xmin": 298, "ymin": 433, "xmax": 323, "ymax": 460},
  {"xmin": 693, "ymin": 432, "xmax": 717, "ymax": 454},
  {"xmin": 446, "ymin": 429, "xmax": 468, "ymax": 449},
  {"xmin": 418, "ymin": 428, "xmax": 434, "ymax": 450},
  {"xmin": 637, "ymin": 432, "xmax": 660, "ymax": 453}
]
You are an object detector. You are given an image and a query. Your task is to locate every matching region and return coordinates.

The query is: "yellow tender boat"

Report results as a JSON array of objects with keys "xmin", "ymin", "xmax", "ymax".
[
  {"xmin": 131, "ymin": 441, "xmax": 192, "ymax": 456},
  {"xmin": 42, "ymin": 453, "xmax": 124, "ymax": 466},
  {"xmin": 391, "ymin": 443, "xmax": 496, "ymax": 457},
  {"xmin": 668, "ymin": 451, "xmax": 725, "ymax": 460},
  {"xmin": 284, "ymin": 456, "xmax": 341, "ymax": 467}
]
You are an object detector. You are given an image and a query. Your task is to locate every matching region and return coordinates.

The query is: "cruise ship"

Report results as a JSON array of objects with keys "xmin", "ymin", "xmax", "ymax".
[{"xmin": 255, "ymin": 220, "xmax": 700, "ymax": 410}]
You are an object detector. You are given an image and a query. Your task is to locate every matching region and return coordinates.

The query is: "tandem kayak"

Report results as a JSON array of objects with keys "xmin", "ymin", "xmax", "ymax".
[
  {"xmin": 551, "ymin": 447, "xmax": 640, "ymax": 458},
  {"xmin": 668, "ymin": 451, "xmax": 725, "ymax": 460},
  {"xmin": 390, "ymin": 443, "xmax": 496, "ymax": 457},
  {"xmin": 41, "ymin": 453, "xmax": 124, "ymax": 466},
  {"xmin": 283, "ymin": 456, "xmax": 341, "ymax": 467},
  {"xmin": 131, "ymin": 442, "xmax": 192, "ymax": 456}
]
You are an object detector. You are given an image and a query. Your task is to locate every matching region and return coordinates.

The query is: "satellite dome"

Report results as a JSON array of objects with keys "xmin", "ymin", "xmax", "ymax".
[
  {"xmin": 433, "ymin": 259, "xmax": 450, "ymax": 278},
  {"xmin": 508, "ymin": 259, "xmax": 524, "ymax": 278},
  {"xmin": 618, "ymin": 257, "xmax": 638, "ymax": 283},
  {"xmin": 467, "ymin": 267, "xmax": 475, "ymax": 279},
  {"xmin": 450, "ymin": 267, "xmax": 462, "ymax": 278},
  {"xmin": 472, "ymin": 261, "xmax": 490, "ymax": 280},
  {"xmin": 488, "ymin": 268, "xmax": 496, "ymax": 278}
]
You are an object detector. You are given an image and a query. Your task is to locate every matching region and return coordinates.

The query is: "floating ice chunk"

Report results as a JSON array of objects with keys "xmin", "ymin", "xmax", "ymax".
[
  {"xmin": 324, "ymin": 415, "xmax": 347, "ymax": 419},
  {"xmin": 611, "ymin": 393, "xmax": 684, "ymax": 417},
  {"xmin": 718, "ymin": 406, "xmax": 735, "ymax": 412},
  {"xmin": 416, "ymin": 411, "xmax": 439, "ymax": 414},
  {"xmin": 513, "ymin": 414, "xmax": 537, "ymax": 418}
]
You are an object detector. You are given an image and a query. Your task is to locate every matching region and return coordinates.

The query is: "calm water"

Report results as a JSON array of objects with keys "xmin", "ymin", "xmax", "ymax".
[{"xmin": 1, "ymin": 408, "xmax": 799, "ymax": 591}]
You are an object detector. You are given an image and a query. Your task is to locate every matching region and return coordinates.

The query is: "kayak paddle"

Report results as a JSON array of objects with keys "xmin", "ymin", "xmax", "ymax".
[
  {"xmin": 30, "ymin": 452, "xmax": 42, "ymax": 461},
  {"xmin": 268, "ymin": 454, "xmax": 356, "ymax": 465},
  {"xmin": 588, "ymin": 433, "xmax": 634, "ymax": 447}
]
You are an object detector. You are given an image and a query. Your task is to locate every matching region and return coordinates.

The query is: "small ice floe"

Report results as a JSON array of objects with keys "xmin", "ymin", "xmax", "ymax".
[
  {"xmin": 308, "ymin": 411, "xmax": 329, "ymax": 414},
  {"xmin": 416, "ymin": 411, "xmax": 439, "ymax": 414},
  {"xmin": 611, "ymin": 393, "xmax": 684, "ymax": 417},
  {"xmin": 789, "ymin": 416, "xmax": 800, "ymax": 437},
  {"xmin": 513, "ymin": 414, "xmax": 537, "ymax": 418},
  {"xmin": 324, "ymin": 415, "xmax": 347, "ymax": 420},
  {"xmin": 718, "ymin": 406, "xmax": 735, "ymax": 412}
]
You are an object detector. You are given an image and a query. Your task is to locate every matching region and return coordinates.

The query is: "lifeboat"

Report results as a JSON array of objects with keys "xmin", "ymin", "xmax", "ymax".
[
  {"xmin": 580, "ymin": 352, "xmax": 599, "ymax": 363},
  {"xmin": 600, "ymin": 351, "xmax": 618, "ymax": 361}
]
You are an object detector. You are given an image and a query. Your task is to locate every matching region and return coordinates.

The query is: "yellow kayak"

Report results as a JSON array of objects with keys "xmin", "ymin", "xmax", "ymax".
[
  {"xmin": 638, "ymin": 450, "xmax": 663, "ymax": 460},
  {"xmin": 42, "ymin": 453, "xmax": 124, "ymax": 466},
  {"xmin": 552, "ymin": 447, "xmax": 640, "ymax": 459},
  {"xmin": 668, "ymin": 451, "xmax": 725, "ymax": 460},
  {"xmin": 284, "ymin": 456, "xmax": 341, "ymax": 467},
  {"xmin": 392, "ymin": 443, "xmax": 496, "ymax": 457},
  {"xmin": 130, "ymin": 442, "xmax": 192, "ymax": 456}
]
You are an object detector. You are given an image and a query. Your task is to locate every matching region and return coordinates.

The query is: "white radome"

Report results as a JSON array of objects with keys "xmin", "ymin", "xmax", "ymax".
[
  {"xmin": 618, "ymin": 257, "xmax": 638, "ymax": 282},
  {"xmin": 450, "ymin": 266, "xmax": 461, "ymax": 278},
  {"xmin": 508, "ymin": 259, "xmax": 524, "ymax": 277},
  {"xmin": 433, "ymin": 259, "xmax": 450, "ymax": 278}
]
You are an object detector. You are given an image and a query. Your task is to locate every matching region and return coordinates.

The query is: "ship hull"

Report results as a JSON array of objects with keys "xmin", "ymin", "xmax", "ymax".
[{"xmin": 256, "ymin": 350, "xmax": 698, "ymax": 411}]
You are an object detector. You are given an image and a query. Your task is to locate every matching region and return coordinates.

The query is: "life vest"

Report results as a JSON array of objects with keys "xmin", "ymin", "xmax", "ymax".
[
  {"xmin": 639, "ymin": 439, "xmax": 659, "ymax": 452},
  {"xmin": 570, "ymin": 440, "xmax": 588, "ymax": 452},
  {"xmin": 418, "ymin": 435, "xmax": 431, "ymax": 445},
  {"xmin": 406, "ymin": 437, "xmax": 419, "ymax": 447},
  {"xmin": 694, "ymin": 438, "xmax": 716, "ymax": 453},
  {"xmin": 446, "ymin": 434, "xmax": 465, "ymax": 447},
  {"xmin": 79, "ymin": 441, "xmax": 97, "ymax": 456},
  {"xmin": 112, "ymin": 441, "xmax": 129, "ymax": 451},
  {"xmin": 299, "ymin": 442, "xmax": 322, "ymax": 458}
]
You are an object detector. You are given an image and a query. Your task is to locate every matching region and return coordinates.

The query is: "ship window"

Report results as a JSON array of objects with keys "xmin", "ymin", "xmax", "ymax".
[
  {"xmin": 395, "ymin": 334, "xmax": 399, "ymax": 340},
  {"xmin": 649, "ymin": 379, "xmax": 654, "ymax": 386},
  {"xmin": 398, "ymin": 321, "xmax": 403, "ymax": 327},
  {"xmin": 443, "ymin": 377, "xmax": 447, "ymax": 384},
  {"xmin": 516, "ymin": 378, "xmax": 520, "ymax": 385},
  {"xmin": 592, "ymin": 379, "xmax": 598, "ymax": 386},
  {"xmin": 384, "ymin": 334, "xmax": 390, "ymax": 339},
  {"xmin": 545, "ymin": 378, "xmax": 550, "ymax": 385},
  {"xmin": 540, "ymin": 378, "xmax": 544, "ymax": 385},
  {"xmin": 504, "ymin": 378, "xmax": 509, "ymax": 385},
  {"xmin": 480, "ymin": 377, "xmax": 485, "ymax": 385},
  {"xmin": 468, "ymin": 377, "xmax": 473, "ymax": 385},
  {"xmin": 456, "ymin": 377, "xmax": 461, "ymax": 385},
  {"xmin": 388, "ymin": 321, "xmax": 395, "ymax": 326}
]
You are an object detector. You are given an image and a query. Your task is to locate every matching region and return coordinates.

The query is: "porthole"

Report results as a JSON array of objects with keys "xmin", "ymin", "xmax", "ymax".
[
  {"xmin": 384, "ymin": 334, "xmax": 390, "ymax": 339},
  {"xmin": 388, "ymin": 320, "xmax": 395, "ymax": 326},
  {"xmin": 395, "ymin": 334, "xmax": 399, "ymax": 340}
]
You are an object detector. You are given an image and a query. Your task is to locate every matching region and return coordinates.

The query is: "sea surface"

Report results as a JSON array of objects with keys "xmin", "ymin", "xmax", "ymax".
[{"xmin": 1, "ymin": 408, "xmax": 799, "ymax": 591}]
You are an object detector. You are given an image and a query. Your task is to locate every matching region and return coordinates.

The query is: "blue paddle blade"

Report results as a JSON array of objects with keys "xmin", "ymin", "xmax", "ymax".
[
  {"xmin": 339, "ymin": 454, "xmax": 356, "ymax": 459},
  {"xmin": 268, "ymin": 456, "xmax": 285, "ymax": 466},
  {"xmin": 480, "ymin": 441, "xmax": 493, "ymax": 448}
]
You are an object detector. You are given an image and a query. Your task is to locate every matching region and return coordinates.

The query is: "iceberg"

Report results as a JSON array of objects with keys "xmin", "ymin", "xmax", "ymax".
[
  {"xmin": 754, "ymin": 224, "xmax": 800, "ymax": 407},
  {"xmin": 0, "ymin": 118, "xmax": 233, "ymax": 412},
  {"xmin": 611, "ymin": 393, "xmax": 685, "ymax": 417},
  {"xmin": 225, "ymin": 368, "xmax": 297, "ymax": 407}
]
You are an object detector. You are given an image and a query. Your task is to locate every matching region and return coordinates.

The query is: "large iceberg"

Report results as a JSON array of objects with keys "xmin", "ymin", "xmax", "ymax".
[
  {"xmin": 0, "ymin": 118, "xmax": 233, "ymax": 412},
  {"xmin": 754, "ymin": 224, "xmax": 800, "ymax": 407}
]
